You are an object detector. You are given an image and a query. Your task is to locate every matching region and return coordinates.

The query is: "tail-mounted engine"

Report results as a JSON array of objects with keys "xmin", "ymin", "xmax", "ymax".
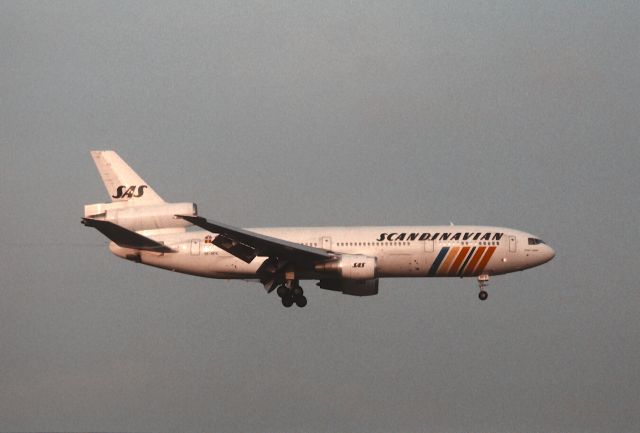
[
  {"xmin": 315, "ymin": 254, "xmax": 377, "ymax": 280},
  {"xmin": 84, "ymin": 202, "xmax": 197, "ymax": 232}
]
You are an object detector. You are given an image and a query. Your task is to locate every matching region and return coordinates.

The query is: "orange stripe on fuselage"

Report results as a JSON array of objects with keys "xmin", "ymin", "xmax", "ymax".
[
  {"xmin": 448, "ymin": 246, "xmax": 470, "ymax": 276},
  {"xmin": 463, "ymin": 246, "xmax": 486, "ymax": 276},
  {"xmin": 437, "ymin": 246, "xmax": 460, "ymax": 276},
  {"xmin": 475, "ymin": 246, "xmax": 497, "ymax": 274}
]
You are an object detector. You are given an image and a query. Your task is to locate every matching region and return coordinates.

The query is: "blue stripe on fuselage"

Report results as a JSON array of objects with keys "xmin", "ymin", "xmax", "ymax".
[{"xmin": 427, "ymin": 247, "xmax": 449, "ymax": 277}]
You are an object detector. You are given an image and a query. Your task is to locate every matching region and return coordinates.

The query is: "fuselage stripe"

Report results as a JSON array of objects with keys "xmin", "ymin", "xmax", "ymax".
[
  {"xmin": 449, "ymin": 246, "xmax": 471, "ymax": 275},
  {"xmin": 475, "ymin": 246, "xmax": 497, "ymax": 273},
  {"xmin": 438, "ymin": 246, "xmax": 460, "ymax": 276},
  {"xmin": 458, "ymin": 246, "xmax": 476, "ymax": 276},
  {"xmin": 427, "ymin": 247, "xmax": 449, "ymax": 276},
  {"xmin": 463, "ymin": 246, "xmax": 486, "ymax": 276}
]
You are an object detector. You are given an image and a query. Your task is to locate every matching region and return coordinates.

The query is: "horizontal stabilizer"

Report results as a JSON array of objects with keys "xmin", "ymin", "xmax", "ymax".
[{"xmin": 82, "ymin": 218, "xmax": 176, "ymax": 253}]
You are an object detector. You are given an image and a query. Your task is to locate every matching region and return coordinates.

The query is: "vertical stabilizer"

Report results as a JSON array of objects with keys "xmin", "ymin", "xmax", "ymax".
[{"xmin": 91, "ymin": 150, "xmax": 165, "ymax": 204}]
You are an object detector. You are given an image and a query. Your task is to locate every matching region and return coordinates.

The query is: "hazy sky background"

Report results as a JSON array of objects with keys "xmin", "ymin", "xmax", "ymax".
[{"xmin": 1, "ymin": 1, "xmax": 639, "ymax": 432}]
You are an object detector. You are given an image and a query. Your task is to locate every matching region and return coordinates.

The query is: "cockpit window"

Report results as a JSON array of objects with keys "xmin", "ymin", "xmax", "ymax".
[{"xmin": 528, "ymin": 238, "xmax": 545, "ymax": 245}]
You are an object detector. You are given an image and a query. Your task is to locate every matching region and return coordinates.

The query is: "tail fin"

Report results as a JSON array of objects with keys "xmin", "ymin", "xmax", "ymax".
[{"xmin": 90, "ymin": 150, "xmax": 165, "ymax": 204}]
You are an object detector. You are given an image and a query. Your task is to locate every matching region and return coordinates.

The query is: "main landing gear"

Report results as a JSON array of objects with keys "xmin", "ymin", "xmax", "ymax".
[
  {"xmin": 477, "ymin": 274, "xmax": 490, "ymax": 301},
  {"xmin": 276, "ymin": 280, "xmax": 307, "ymax": 308}
]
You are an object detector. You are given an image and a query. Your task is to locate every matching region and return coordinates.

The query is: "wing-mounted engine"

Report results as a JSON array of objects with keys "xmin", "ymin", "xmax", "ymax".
[
  {"xmin": 84, "ymin": 202, "xmax": 197, "ymax": 232},
  {"xmin": 315, "ymin": 255, "xmax": 379, "ymax": 296},
  {"xmin": 314, "ymin": 254, "xmax": 377, "ymax": 280},
  {"xmin": 317, "ymin": 278, "xmax": 379, "ymax": 296}
]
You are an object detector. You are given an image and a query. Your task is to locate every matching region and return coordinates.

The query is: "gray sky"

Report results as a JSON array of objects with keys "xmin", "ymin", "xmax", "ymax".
[{"xmin": 1, "ymin": 1, "xmax": 639, "ymax": 432}]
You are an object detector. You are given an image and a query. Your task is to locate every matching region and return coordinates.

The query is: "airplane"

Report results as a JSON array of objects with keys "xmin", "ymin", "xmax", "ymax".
[{"xmin": 82, "ymin": 151, "xmax": 555, "ymax": 308}]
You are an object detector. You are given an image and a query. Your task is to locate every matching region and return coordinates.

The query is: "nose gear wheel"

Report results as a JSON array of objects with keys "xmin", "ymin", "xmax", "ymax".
[{"xmin": 477, "ymin": 274, "xmax": 490, "ymax": 301}]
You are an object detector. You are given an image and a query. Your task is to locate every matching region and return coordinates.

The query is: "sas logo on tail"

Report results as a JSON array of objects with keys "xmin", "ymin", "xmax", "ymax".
[{"xmin": 112, "ymin": 185, "xmax": 148, "ymax": 199}]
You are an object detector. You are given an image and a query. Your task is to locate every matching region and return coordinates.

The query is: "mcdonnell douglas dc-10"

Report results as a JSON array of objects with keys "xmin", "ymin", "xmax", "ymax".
[{"xmin": 83, "ymin": 151, "xmax": 555, "ymax": 308}]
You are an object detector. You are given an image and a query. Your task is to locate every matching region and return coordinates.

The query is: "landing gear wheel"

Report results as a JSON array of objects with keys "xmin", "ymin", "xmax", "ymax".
[
  {"xmin": 295, "ymin": 295, "xmax": 308, "ymax": 308},
  {"xmin": 281, "ymin": 296, "xmax": 294, "ymax": 308},
  {"xmin": 276, "ymin": 285, "xmax": 289, "ymax": 298},
  {"xmin": 477, "ymin": 274, "xmax": 490, "ymax": 301},
  {"xmin": 279, "ymin": 277, "xmax": 306, "ymax": 308},
  {"xmin": 292, "ymin": 286, "xmax": 303, "ymax": 298}
]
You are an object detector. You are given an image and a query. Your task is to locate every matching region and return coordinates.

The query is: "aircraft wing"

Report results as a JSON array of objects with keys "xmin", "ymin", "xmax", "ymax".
[
  {"xmin": 82, "ymin": 218, "xmax": 176, "ymax": 253},
  {"xmin": 176, "ymin": 215, "xmax": 335, "ymax": 264}
]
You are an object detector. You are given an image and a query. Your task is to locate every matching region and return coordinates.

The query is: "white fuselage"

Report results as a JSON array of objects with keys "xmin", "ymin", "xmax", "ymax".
[{"xmin": 109, "ymin": 225, "xmax": 555, "ymax": 280}]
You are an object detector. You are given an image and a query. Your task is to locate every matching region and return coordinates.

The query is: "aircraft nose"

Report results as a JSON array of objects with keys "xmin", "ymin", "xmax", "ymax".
[{"xmin": 543, "ymin": 245, "xmax": 556, "ymax": 263}]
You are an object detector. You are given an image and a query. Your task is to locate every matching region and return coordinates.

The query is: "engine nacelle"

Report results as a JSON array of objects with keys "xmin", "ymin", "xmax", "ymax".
[
  {"xmin": 84, "ymin": 202, "xmax": 197, "ymax": 231},
  {"xmin": 317, "ymin": 278, "xmax": 379, "ymax": 296},
  {"xmin": 315, "ymin": 254, "xmax": 377, "ymax": 280}
]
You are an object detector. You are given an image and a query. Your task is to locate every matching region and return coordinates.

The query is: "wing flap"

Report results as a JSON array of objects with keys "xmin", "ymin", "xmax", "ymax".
[
  {"xmin": 82, "ymin": 218, "xmax": 176, "ymax": 253},
  {"xmin": 212, "ymin": 234, "xmax": 257, "ymax": 263}
]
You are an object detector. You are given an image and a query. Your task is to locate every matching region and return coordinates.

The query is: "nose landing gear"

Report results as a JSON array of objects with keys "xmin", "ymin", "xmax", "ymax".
[{"xmin": 477, "ymin": 274, "xmax": 490, "ymax": 301}]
